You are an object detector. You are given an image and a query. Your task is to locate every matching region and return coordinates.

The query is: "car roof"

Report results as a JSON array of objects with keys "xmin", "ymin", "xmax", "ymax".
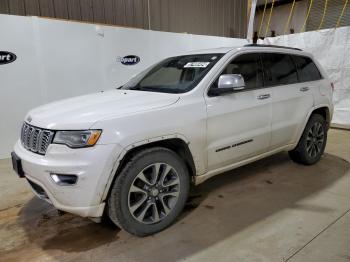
[
  {"xmin": 186, "ymin": 44, "xmax": 311, "ymax": 57},
  {"xmin": 183, "ymin": 46, "xmax": 239, "ymax": 55}
]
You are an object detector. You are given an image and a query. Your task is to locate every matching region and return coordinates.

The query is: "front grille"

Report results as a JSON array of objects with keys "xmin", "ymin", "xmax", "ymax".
[{"xmin": 21, "ymin": 122, "xmax": 55, "ymax": 155}]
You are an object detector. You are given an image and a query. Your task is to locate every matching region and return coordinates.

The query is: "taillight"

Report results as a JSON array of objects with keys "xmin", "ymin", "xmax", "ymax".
[{"xmin": 331, "ymin": 82, "xmax": 335, "ymax": 92}]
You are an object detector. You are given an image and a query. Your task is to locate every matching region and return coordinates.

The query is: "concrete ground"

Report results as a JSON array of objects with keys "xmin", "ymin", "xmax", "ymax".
[{"xmin": 0, "ymin": 129, "xmax": 350, "ymax": 262}]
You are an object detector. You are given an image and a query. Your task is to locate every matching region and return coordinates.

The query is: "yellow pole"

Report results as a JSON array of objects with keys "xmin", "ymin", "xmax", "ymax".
[
  {"xmin": 336, "ymin": 0, "xmax": 349, "ymax": 28},
  {"xmin": 318, "ymin": 0, "xmax": 329, "ymax": 30},
  {"xmin": 301, "ymin": 0, "xmax": 314, "ymax": 32},
  {"xmin": 264, "ymin": 0, "xmax": 275, "ymax": 37},
  {"xmin": 284, "ymin": 0, "xmax": 296, "ymax": 35},
  {"xmin": 258, "ymin": 0, "xmax": 268, "ymax": 38}
]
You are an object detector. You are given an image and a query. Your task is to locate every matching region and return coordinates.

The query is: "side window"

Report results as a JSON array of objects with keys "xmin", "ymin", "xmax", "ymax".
[
  {"xmin": 293, "ymin": 55, "xmax": 322, "ymax": 82},
  {"xmin": 219, "ymin": 53, "xmax": 263, "ymax": 90},
  {"xmin": 262, "ymin": 53, "xmax": 298, "ymax": 86}
]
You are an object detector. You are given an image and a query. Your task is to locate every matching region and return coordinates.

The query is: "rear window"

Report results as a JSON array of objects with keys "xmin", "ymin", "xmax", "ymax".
[
  {"xmin": 262, "ymin": 53, "xmax": 298, "ymax": 86},
  {"xmin": 292, "ymin": 55, "xmax": 322, "ymax": 82}
]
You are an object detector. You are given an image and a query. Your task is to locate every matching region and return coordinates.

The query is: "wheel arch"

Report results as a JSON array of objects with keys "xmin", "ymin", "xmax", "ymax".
[
  {"xmin": 101, "ymin": 135, "xmax": 196, "ymax": 203},
  {"xmin": 311, "ymin": 106, "xmax": 331, "ymax": 129},
  {"xmin": 294, "ymin": 105, "xmax": 331, "ymax": 150}
]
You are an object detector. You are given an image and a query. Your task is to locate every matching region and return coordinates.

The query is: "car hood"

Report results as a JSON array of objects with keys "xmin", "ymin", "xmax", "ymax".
[{"xmin": 26, "ymin": 90, "xmax": 180, "ymax": 130}]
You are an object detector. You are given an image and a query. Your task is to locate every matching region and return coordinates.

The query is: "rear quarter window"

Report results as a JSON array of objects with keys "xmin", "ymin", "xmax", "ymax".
[{"xmin": 292, "ymin": 55, "xmax": 322, "ymax": 82}]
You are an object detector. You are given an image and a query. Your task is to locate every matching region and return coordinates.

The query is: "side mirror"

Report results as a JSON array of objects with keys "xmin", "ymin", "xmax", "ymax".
[{"xmin": 209, "ymin": 74, "xmax": 246, "ymax": 96}]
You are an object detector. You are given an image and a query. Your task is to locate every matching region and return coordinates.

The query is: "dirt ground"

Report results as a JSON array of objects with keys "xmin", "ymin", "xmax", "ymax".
[{"xmin": 0, "ymin": 129, "xmax": 350, "ymax": 262}]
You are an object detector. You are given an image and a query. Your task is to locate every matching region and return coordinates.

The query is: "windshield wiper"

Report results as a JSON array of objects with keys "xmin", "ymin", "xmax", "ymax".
[
  {"xmin": 128, "ymin": 86, "xmax": 141, "ymax": 90},
  {"xmin": 137, "ymin": 86, "xmax": 182, "ymax": 94}
]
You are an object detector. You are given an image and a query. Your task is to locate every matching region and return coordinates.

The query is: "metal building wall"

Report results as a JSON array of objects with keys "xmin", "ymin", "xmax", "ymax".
[
  {"xmin": 0, "ymin": 0, "xmax": 247, "ymax": 38},
  {"xmin": 306, "ymin": 0, "xmax": 350, "ymax": 31}
]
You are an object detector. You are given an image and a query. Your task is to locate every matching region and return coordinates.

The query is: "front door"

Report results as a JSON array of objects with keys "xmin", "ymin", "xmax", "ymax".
[{"xmin": 205, "ymin": 53, "xmax": 272, "ymax": 171}]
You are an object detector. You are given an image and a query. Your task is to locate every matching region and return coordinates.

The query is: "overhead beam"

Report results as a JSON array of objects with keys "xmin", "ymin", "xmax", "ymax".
[{"xmin": 256, "ymin": 0, "xmax": 302, "ymax": 11}]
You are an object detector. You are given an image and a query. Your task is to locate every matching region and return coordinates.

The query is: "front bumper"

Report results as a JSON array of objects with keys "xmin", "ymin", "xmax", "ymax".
[{"xmin": 14, "ymin": 140, "xmax": 122, "ymax": 218}]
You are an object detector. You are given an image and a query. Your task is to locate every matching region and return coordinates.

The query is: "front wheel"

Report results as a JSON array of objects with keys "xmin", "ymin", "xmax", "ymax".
[
  {"xmin": 289, "ymin": 114, "xmax": 327, "ymax": 165},
  {"xmin": 107, "ymin": 147, "xmax": 190, "ymax": 236}
]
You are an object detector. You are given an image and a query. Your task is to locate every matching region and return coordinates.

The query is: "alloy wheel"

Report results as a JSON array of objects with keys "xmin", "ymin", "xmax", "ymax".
[
  {"xmin": 306, "ymin": 121, "xmax": 325, "ymax": 158},
  {"xmin": 128, "ymin": 163, "xmax": 180, "ymax": 224}
]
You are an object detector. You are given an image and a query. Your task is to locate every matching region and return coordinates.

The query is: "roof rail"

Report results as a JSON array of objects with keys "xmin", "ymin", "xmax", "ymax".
[{"xmin": 244, "ymin": 44, "xmax": 302, "ymax": 51}]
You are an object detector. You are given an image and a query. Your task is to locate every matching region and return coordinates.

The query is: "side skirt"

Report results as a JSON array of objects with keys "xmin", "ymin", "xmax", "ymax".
[{"xmin": 194, "ymin": 144, "xmax": 295, "ymax": 185}]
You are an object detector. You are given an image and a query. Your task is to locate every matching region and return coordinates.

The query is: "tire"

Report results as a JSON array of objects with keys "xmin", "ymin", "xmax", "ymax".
[
  {"xmin": 289, "ymin": 114, "xmax": 327, "ymax": 165},
  {"xmin": 107, "ymin": 147, "xmax": 190, "ymax": 236}
]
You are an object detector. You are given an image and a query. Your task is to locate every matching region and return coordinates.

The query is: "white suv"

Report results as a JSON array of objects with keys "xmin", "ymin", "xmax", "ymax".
[{"xmin": 12, "ymin": 44, "xmax": 333, "ymax": 236}]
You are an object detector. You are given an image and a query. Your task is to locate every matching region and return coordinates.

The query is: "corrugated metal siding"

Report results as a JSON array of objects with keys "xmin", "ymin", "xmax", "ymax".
[
  {"xmin": 0, "ymin": 0, "xmax": 247, "ymax": 37},
  {"xmin": 149, "ymin": 0, "xmax": 247, "ymax": 37},
  {"xmin": 307, "ymin": 0, "xmax": 350, "ymax": 31}
]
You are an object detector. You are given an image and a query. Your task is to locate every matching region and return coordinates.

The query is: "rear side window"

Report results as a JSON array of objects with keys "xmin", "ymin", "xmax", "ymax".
[
  {"xmin": 221, "ymin": 53, "xmax": 263, "ymax": 90},
  {"xmin": 262, "ymin": 53, "xmax": 298, "ymax": 86},
  {"xmin": 293, "ymin": 56, "xmax": 322, "ymax": 82}
]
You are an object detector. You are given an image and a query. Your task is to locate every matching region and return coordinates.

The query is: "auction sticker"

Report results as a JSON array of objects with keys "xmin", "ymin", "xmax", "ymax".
[{"xmin": 184, "ymin": 62, "xmax": 210, "ymax": 68}]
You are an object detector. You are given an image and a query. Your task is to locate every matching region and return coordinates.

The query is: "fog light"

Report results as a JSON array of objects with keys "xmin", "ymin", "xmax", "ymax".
[{"xmin": 50, "ymin": 174, "xmax": 78, "ymax": 186}]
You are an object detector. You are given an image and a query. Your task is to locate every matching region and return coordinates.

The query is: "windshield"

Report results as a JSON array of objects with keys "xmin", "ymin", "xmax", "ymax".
[{"xmin": 122, "ymin": 53, "xmax": 224, "ymax": 93}]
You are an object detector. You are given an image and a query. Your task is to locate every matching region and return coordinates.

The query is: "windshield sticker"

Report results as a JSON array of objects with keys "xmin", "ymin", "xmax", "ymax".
[{"xmin": 184, "ymin": 62, "xmax": 210, "ymax": 68}]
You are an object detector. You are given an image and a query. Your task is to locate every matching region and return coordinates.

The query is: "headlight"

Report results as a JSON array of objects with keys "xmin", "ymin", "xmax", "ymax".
[{"xmin": 53, "ymin": 130, "xmax": 102, "ymax": 148}]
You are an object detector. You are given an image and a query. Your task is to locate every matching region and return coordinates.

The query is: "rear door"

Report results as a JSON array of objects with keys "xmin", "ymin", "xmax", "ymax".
[
  {"xmin": 262, "ymin": 53, "xmax": 315, "ymax": 149},
  {"xmin": 205, "ymin": 53, "xmax": 272, "ymax": 171}
]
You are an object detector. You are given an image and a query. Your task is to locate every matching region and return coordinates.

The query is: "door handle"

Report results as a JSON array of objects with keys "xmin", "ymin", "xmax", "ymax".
[
  {"xmin": 300, "ymin": 87, "xmax": 309, "ymax": 92},
  {"xmin": 257, "ymin": 94, "xmax": 271, "ymax": 100}
]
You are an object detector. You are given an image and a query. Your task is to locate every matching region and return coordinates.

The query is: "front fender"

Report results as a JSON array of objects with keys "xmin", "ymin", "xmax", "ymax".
[{"xmin": 99, "ymin": 133, "xmax": 193, "ymax": 203}]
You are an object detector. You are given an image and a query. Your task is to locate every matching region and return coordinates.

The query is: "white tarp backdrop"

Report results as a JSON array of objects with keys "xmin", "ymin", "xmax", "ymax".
[
  {"xmin": 0, "ymin": 15, "xmax": 248, "ymax": 159},
  {"xmin": 261, "ymin": 27, "xmax": 350, "ymax": 128}
]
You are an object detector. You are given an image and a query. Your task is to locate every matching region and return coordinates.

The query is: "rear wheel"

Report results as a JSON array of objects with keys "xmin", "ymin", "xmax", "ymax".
[
  {"xmin": 289, "ymin": 114, "xmax": 327, "ymax": 165},
  {"xmin": 107, "ymin": 147, "xmax": 190, "ymax": 236}
]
